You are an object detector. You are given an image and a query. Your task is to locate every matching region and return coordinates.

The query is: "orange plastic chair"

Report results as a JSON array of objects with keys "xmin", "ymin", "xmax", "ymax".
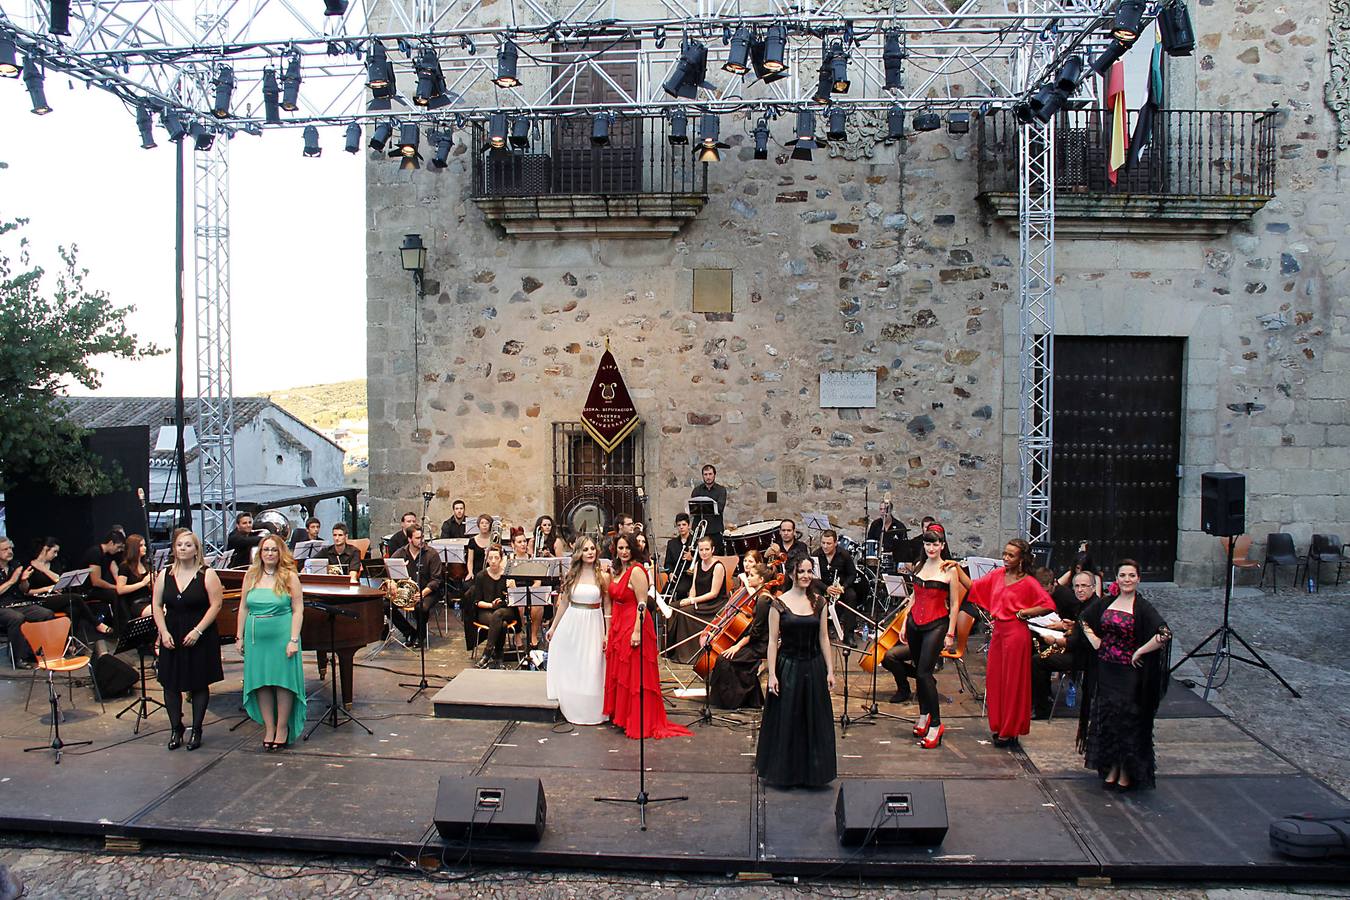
[
  {"xmin": 1221, "ymin": 536, "xmax": 1261, "ymax": 585},
  {"xmin": 349, "ymin": 538, "xmax": 370, "ymax": 560},
  {"xmin": 940, "ymin": 607, "xmax": 984, "ymax": 702},
  {"xmin": 22, "ymin": 617, "xmax": 104, "ymax": 713}
]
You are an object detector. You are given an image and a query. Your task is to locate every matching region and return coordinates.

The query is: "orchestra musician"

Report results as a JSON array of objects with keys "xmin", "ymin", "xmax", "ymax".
[
  {"xmin": 767, "ymin": 519, "xmax": 810, "ymax": 580},
  {"xmin": 470, "ymin": 545, "xmax": 514, "ymax": 668},
  {"xmin": 227, "ymin": 512, "xmax": 264, "ymax": 569},
  {"xmin": 866, "ymin": 497, "xmax": 909, "ymax": 571},
  {"xmin": 666, "ymin": 535, "xmax": 727, "ymax": 664},
  {"xmin": 661, "ymin": 514, "xmax": 697, "ymax": 605},
  {"xmin": 18, "ymin": 537, "xmax": 106, "ymax": 644},
  {"xmin": 467, "ymin": 514, "xmax": 495, "ymax": 575},
  {"xmin": 606, "ymin": 514, "xmax": 638, "ymax": 560},
  {"xmin": 0, "ymin": 537, "xmax": 55, "ymax": 669},
  {"xmin": 689, "ymin": 464, "xmax": 727, "ymax": 551},
  {"xmin": 389, "ymin": 525, "xmax": 443, "ymax": 649},
  {"xmin": 112, "ymin": 534, "xmax": 155, "ymax": 626},
  {"xmin": 386, "ymin": 511, "xmax": 419, "ymax": 557},
  {"xmin": 506, "ymin": 527, "xmax": 546, "ymax": 652},
  {"xmin": 1032, "ymin": 568, "xmax": 1092, "ymax": 720},
  {"xmin": 706, "ymin": 560, "xmax": 774, "ymax": 709},
  {"xmin": 533, "ymin": 515, "xmax": 569, "ymax": 558},
  {"xmin": 289, "ymin": 516, "xmax": 322, "ymax": 549},
  {"xmin": 316, "ymin": 522, "xmax": 363, "ymax": 682},
  {"xmin": 814, "ymin": 530, "xmax": 860, "ymax": 647},
  {"xmin": 439, "ymin": 499, "xmax": 469, "ymax": 539},
  {"xmin": 79, "ymin": 530, "xmax": 124, "ymax": 639}
]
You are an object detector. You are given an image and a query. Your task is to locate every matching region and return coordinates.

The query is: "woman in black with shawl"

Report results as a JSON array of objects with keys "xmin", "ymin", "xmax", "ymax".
[{"xmin": 1074, "ymin": 559, "xmax": 1171, "ymax": 791}]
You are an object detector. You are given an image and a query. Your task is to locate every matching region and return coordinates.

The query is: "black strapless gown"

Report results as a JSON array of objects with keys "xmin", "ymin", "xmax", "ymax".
[{"xmin": 755, "ymin": 602, "xmax": 837, "ymax": 788}]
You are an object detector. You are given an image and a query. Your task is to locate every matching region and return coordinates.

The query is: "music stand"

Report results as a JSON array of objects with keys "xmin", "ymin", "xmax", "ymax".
[
  {"xmin": 113, "ymin": 615, "xmax": 164, "ymax": 733},
  {"xmin": 858, "ymin": 574, "xmax": 914, "ymax": 725},
  {"xmin": 366, "ymin": 558, "xmax": 410, "ymax": 659},
  {"xmin": 292, "ymin": 540, "xmax": 325, "ymax": 561},
  {"xmin": 152, "ymin": 548, "xmax": 172, "ymax": 571},
  {"xmin": 687, "ymin": 497, "xmax": 718, "ymax": 538},
  {"xmin": 301, "ymin": 558, "xmax": 330, "ymax": 574},
  {"xmin": 304, "ymin": 601, "xmax": 374, "ymax": 739},
  {"xmin": 505, "ymin": 557, "xmax": 559, "ymax": 671},
  {"xmin": 802, "ymin": 512, "xmax": 831, "ymax": 537}
]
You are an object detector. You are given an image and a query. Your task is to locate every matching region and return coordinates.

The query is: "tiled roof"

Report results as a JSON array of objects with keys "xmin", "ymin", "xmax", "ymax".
[{"xmin": 59, "ymin": 396, "xmax": 271, "ymax": 461}]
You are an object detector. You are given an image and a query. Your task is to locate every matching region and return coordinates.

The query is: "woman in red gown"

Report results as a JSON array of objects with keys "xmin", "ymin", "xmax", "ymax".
[
  {"xmin": 602, "ymin": 535, "xmax": 692, "ymax": 740},
  {"xmin": 963, "ymin": 539, "xmax": 1054, "ymax": 746}
]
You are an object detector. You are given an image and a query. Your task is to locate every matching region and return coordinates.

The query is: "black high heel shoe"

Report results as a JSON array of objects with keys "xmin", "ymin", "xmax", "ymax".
[
  {"xmin": 167, "ymin": 727, "xmax": 184, "ymax": 751},
  {"xmin": 185, "ymin": 728, "xmax": 202, "ymax": 751}
]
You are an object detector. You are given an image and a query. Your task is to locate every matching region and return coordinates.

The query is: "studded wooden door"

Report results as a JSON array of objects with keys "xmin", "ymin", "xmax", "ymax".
[{"xmin": 1051, "ymin": 337, "xmax": 1184, "ymax": 581}]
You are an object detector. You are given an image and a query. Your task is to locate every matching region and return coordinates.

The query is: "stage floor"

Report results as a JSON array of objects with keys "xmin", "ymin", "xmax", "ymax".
[{"xmin": 0, "ymin": 622, "xmax": 1346, "ymax": 883}]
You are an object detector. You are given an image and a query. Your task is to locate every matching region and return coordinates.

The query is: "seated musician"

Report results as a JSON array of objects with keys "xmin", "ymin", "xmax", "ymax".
[
  {"xmin": 18, "ymin": 536, "xmax": 107, "ymax": 644},
  {"xmin": 112, "ymin": 535, "xmax": 155, "ymax": 627},
  {"xmin": 815, "ymin": 530, "xmax": 860, "ymax": 647},
  {"xmin": 386, "ymin": 511, "xmax": 419, "ymax": 557},
  {"xmin": 0, "ymin": 537, "xmax": 56, "ymax": 669},
  {"xmin": 227, "ymin": 512, "xmax": 264, "ymax": 569},
  {"xmin": 662, "ymin": 514, "xmax": 697, "ymax": 603},
  {"xmin": 79, "ymin": 530, "xmax": 125, "ymax": 638},
  {"xmin": 389, "ymin": 525, "xmax": 442, "ymax": 649},
  {"xmin": 706, "ymin": 560, "xmax": 774, "ymax": 709},
  {"xmin": 506, "ymin": 528, "xmax": 547, "ymax": 651},
  {"xmin": 470, "ymin": 545, "xmax": 515, "ymax": 668},
  {"xmin": 289, "ymin": 516, "xmax": 322, "ymax": 549},
  {"xmin": 767, "ymin": 519, "xmax": 810, "ymax": 581},
  {"xmin": 440, "ymin": 499, "xmax": 469, "ymax": 539},
  {"xmin": 866, "ymin": 497, "xmax": 909, "ymax": 572},
  {"xmin": 1032, "ymin": 568, "xmax": 1092, "ymax": 720},
  {"xmin": 666, "ymin": 535, "xmax": 726, "ymax": 664},
  {"xmin": 533, "ymin": 515, "xmax": 569, "ymax": 559},
  {"xmin": 316, "ymin": 523, "xmax": 363, "ymax": 681},
  {"xmin": 467, "ymin": 514, "xmax": 495, "ymax": 575}
]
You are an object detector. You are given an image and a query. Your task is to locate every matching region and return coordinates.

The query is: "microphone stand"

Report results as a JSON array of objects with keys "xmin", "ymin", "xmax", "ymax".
[
  {"xmin": 399, "ymin": 593, "xmax": 447, "ymax": 703},
  {"xmin": 304, "ymin": 601, "xmax": 373, "ymax": 739},
  {"xmin": 24, "ymin": 648, "xmax": 92, "ymax": 764},
  {"xmin": 858, "ymin": 574, "xmax": 914, "ymax": 724}
]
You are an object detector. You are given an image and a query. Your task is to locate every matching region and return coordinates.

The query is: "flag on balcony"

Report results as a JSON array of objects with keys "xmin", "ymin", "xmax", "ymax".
[
  {"xmin": 1107, "ymin": 60, "xmax": 1129, "ymax": 185},
  {"xmin": 1129, "ymin": 30, "xmax": 1164, "ymax": 169}
]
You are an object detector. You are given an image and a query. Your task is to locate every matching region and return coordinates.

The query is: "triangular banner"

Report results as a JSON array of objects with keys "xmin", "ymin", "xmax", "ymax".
[{"xmin": 580, "ymin": 346, "xmax": 641, "ymax": 454}]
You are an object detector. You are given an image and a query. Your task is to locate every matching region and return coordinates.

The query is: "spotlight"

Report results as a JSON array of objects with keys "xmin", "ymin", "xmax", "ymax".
[
  {"xmin": 494, "ymin": 39, "xmax": 520, "ymax": 88},
  {"xmin": 302, "ymin": 125, "xmax": 321, "ymax": 157},
  {"xmin": 695, "ymin": 113, "xmax": 729, "ymax": 162},
  {"xmin": 1055, "ymin": 56, "xmax": 1085, "ymax": 94},
  {"xmin": 414, "ymin": 48, "xmax": 449, "ymax": 109},
  {"xmin": 261, "ymin": 67, "xmax": 281, "ymax": 124},
  {"xmin": 912, "ymin": 108, "xmax": 940, "ymax": 132},
  {"xmin": 0, "ymin": 36, "xmax": 19, "ymax": 77},
  {"xmin": 947, "ymin": 111, "xmax": 971, "ymax": 135},
  {"xmin": 1013, "ymin": 101, "xmax": 1035, "ymax": 125},
  {"xmin": 487, "ymin": 112, "xmax": 508, "ymax": 149},
  {"xmin": 191, "ymin": 122, "xmax": 215, "ymax": 151},
  {"xmin": 281, "ymin": 54, "xmax": 302, "ymax": 111},
  {"xmin": 827, "ymin": 106, "xmax": 846, "ymax": 141},
  {"xmin": 667, "ymin": 109, "xmax": 688, "ymax": 145},
  {"xmin": 760, "ymin": 24, "xmax": 787, "ymax": 73},
  {"xmin": 369, "ymin": 121, "xmax": 392, "ymax": 150},
  {"xmin": 23, "ymin": 58, "xmax": 49, "ymax": 115},
  {"xmin": 393, "ymin": 123, "xmax": 421, "ymax": 169},
  {"xmin": 1111, "ymin": 0, "xmax": 1148, "ymax": 44},
  {"xmin": 662, "ymin": 39, "xmax": 710, "ymax": 100},
  {"xmin": 136, "ymin": 106, "xmax": 157, "ymax": 148},
  {"xmin": 366, "ymin": 41, "xmax": 392, "ymax": 90},
  {"xmin": 749, "ymin": 37, "xmax": 789, "ymax": 84},
  {"xmin": 724, "ymin": 27, "xmax": 752, "ymax": 75},
  {"xmin": 885, "ymin": 104, "xmax": 906, "ymax": 142},
  {"xmin": 431, "ymin": 129, "xmax": 453, "ymax": 167},
  {"xmin": 163, "ymin": 109, "xmax": 187, "ymax": 141},
  {"xmin": 592, "ymin": 112, "xmax": 612, "ymax": 146},
  {"xmin": 1158, "ymin": 0, "xmax": 1195, "ymax": 56},
  {"xmin": 752, "ymin": 119, "xmax": 769, "ymax": 160},
  {"xmin": 1027, "ymin": 84, "xmax": 1066, "ymax": 123},
  {"xmin": 48, "ymin": 0, "xmax": 71, "ymax": 36},
  {"xmin": 1089, "ymin": 39, "xmax": 1129, "ymax": 76},
  {"xmin": 785, "ymin": 109, "xmax": 818, "ymax": 161},
  {"xmin": 344, "ymin": 122, "xmax": 362, "ymax": 153},
  {"xmin": 828, "ymin": 41, "xmax": 849, "ymax": 93},
  {"xmin": 883, "ymin": 31, "xmax": 905, "ymax": 90},
  {"xmin": 510, "ymin": 117, "xmax": 530, "ymax": 148},
  {"xmin": 323, "ymin": 0, "xmax": 348, "ymax": 15},
  {"xmin": 812, "ymin": 66, "xmax": 832, "ymax": 104},
  {"xmin": 212, "ymin": 65, "xmax": 234, "ymax": 118}
]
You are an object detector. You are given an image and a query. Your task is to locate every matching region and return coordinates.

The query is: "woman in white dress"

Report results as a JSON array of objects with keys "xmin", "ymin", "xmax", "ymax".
[{"xmin": 545, "ymin": 537, "xmax": 609, "ymax": 724}]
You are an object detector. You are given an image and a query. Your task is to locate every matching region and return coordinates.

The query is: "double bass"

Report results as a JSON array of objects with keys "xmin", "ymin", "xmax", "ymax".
[{"xmin": 859, "ymin": 603, "xmax": 910, "ymax": 674}]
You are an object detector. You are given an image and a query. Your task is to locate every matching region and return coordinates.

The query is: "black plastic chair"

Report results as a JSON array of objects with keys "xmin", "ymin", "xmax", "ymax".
[
  {"xmin": 1261, "ymin": 533, "xmax": 1301, "ymax": 592},
  {"xmin": 1307, "ymin": 534, "xmax": 1349, "ymax": 587}
]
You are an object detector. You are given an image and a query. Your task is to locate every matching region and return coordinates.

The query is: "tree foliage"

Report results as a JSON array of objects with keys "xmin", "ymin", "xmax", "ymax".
[{"xmin": 0, "ymin": 212, "xmax": 164, "ymax": 494}]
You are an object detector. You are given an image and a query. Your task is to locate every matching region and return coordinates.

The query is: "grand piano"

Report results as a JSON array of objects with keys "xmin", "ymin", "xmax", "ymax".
[{"xmin": 216, "ymin": 570, "xmax": 384, "ymax": 707}]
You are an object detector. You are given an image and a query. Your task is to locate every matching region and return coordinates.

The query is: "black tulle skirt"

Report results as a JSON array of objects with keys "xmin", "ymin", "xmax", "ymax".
[
  {"xmin": 1083, "ymin": 660, "xmax": 1157, "ymax": 788},
  {"xmin": 755, "ymin": 651, "xmax": 837, "ymax": 788}
]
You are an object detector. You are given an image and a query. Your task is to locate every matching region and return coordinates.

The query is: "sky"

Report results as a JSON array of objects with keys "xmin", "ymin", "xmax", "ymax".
[{"xmin": 0, "ymin": 75, "xmax": 365, "ymax": 398}]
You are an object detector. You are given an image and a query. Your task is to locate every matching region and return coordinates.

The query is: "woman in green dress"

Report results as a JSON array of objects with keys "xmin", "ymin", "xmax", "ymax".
[{"xmin": 236, "ymin": 533, "xmax": 306, "ymax": 749}]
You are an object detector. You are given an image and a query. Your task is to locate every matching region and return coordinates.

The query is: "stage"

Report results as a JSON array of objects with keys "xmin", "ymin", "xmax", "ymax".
[{"xmin": 0, "ymin": 623, "xmax": 1346, "ymax": 884}]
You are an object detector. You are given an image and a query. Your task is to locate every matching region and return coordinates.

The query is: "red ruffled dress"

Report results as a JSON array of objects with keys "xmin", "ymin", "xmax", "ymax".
[
  {"xmin": 967, "ymin": 569, "xmax": 1052, "ymax": 740},
  {"xmin": 602, "ymin": 565, "xmax": 692, "ymax": 740}
]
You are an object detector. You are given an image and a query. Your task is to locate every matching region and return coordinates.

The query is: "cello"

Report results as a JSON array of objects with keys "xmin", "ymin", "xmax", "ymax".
[
  {"xmin": 692, "ymin": 566, "xmax": 784, "ymax": 679},
  {"xmin": 859, "ymin": 602, "xmax": 910, "ymax": 674}
]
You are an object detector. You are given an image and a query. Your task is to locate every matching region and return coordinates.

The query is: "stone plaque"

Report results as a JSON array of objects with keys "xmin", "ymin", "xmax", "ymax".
[{"xmin": 819, "ymin": 370, "xmax": 877, "ymax": 408}]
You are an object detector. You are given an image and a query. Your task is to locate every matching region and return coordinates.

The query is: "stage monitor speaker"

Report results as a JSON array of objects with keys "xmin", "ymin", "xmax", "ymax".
[
  {"xmin": 835, "ymin": 780, "xmax": 948, "ymax": 846},
  {"xmin": 434, "ymin": 775, "xmax": 545, "ymax": 842},
  {"xmin": 91, "ymin": 653, "xmax": 138, "ymax": 699},
  {"xmin": 1201, "ymin": 472, "xmax": 1246, "ymax": 537}
]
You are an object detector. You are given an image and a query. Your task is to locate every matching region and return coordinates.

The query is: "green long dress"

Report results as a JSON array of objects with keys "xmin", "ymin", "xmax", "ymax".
[{"xmin": 241, "ymin": 587, "xmax": 307, "ymax": 743}]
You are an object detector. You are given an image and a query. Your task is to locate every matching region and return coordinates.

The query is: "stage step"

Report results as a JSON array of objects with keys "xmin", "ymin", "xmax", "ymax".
[{"xmin": 431, "ymin": 669, "xmax": 559, "ymax": 724}]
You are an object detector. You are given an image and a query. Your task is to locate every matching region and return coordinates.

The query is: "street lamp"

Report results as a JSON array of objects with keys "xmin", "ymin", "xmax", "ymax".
[{"xmin": 401, "ymin": 233, "xmax": 427, "ymax": 295}]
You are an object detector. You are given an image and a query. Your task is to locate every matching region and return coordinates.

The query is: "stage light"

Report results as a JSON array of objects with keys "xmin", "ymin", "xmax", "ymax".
[
  {"xmin": 487, "ymin": 112, "xmax": 508, "ymax": 148},
  {"xmin": 662, "ymin": 39, "xmax": 709, "ymax": 100},
  {"xmin": 431, "ymin": 129, "xmax": 453, "ymax": 167},
  {"xmin": 136, "ymin": 106, "xmax": 157, "ymax": 148},
  {"xmin": 1013, "ymin": 101, "xmax": 1034, "ymax": 125},
  {"xmin": 667, "ymin": 109, "xmax": 688, "ymax": 145},
  {"xmin": 394, "ymin": 123, "xmax": 421, "ymax": 169},
  {"xmin": 885, "ymin": 104, "xmax": 905, "ymax": 142},
  {"xmin": 1089, "ymin": 38, "xmax": 1130, "ymax": 76},
  {"xmin": 1027, "ymin": 84, "xmax": 1066, "ymax": 123},
  {"xmin": 828, "ymin": 41, "xmax": 849, "ymax": 93},
  {"xmin": 827, "ymin": 106, "xmax": 847, "ymax": 141},
  {"xmin": 494, "ymin": 39, "xmax": 520, "ymax": 88},
  {"xmin": 883, "ymin": 31, "xmax": 905, "ymax": 90},
  {"xmin": 212, "ymin": 65, "xmax": 234, "ymax": 118},
  {"xmin": 0, "ymin": 36, "xmax": 19, "ymax": 78},
  {"xmin": 281, "ymin": 54, "xmax": 302, "ymax": 111},
  {"xmin": 323, "ymin": 0, "xmax": 347, "ymax": 15},
  {"xmin": 23, "ymin": 58, "xmax": 49, "ymax": 115},
  {"xmin": 812, "ymin": 66, "xmax": 832, "ymax": 104},
  {"xmin": 163, "ymin": 109, "xmax": 187, "ymax": 141},
  {"xmin": 191, "ymin": 122, "xmax": 215, "ymax": 151},
  {"xmin": 785, "ymin": 109, "xmax": 818, "ymax": 161},
  {"xmin": 414, "ymin": 48, "xmax": 448, "ymax": 109},
  {"xmin": 366, "ymin": 42, "xmax": 391, "ymax": 90},
  {"xmin": 947, "ymin": 111, "xmax": 971, "ymax": 135},
  {"xmin": 261, "ymin": 67, "xmax": 281, "ymax": 124},
  {"xmin": 749, "ymin": 37, "xmax": 789, "ymax": 84},
  {"xmin": 48, "ymin": 0, "xmax": 70, "ymax": 36},
  {"xmin": 302, "ymin": 125, "xmax": 321, "ymax": 157},
  {"xmin": 1056, "ymin": 56, "xmax": 1084, "ymax": 93},
  {"xmin": 1158, "ymin": 0, "xmax": 1195, "ymax": 56},
  {"xmin": 1111, "ymin": 0, "xmax": 1147, "ymax": 43},
  {"xmin": 369, "ymin": 121, "xmax": 392, "ymax": 150},
  {"xmin": 344, "ymin": 122, "xmax": 362, "ymax": 153},
  {"xmin": 912, "ymin": 108, "xmax": 940, "ymax": 132},
  {"xmin": 592, "ymin": 112, "xmax": 612, "ymax": 146},
  {"xmin": 510, "ymin": 117, "xmax": 530, "ymax": 148},
  {"xmin": 752, "ymin": 119, "xmax": 769, "ymax": 160},
  {"xmin": 695, "ymin": 113, "xmax": 729, "ymax": 162},
  {"xmin": 761, "ymin": 24, "xmax": 787, "ymax": 73},
  {"xmin": 724, "ymin": 27, "xmax": 752, "ymax": 74}
]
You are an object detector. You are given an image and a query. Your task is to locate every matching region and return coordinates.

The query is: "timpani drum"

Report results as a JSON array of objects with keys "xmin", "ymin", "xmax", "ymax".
[{"xmin": 721, "ymin": 520, "xmax": 781, "ymax": 557}]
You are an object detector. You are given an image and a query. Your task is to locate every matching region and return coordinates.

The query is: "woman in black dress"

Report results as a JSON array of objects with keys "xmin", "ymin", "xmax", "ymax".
[
  {"xmin": 470, "ymin": 545, "xmax": 515, "ymax": 667},
  {"xmin": 151, "ymin": 528, "xmax": 224, "ymax": 750},
  {"xmin": 756, "ymin": 557, "xmax": 837, "ymax": 789},
  {"xmin": 667, "ymin": 536, "xmax": 727, "ymax": 664},
  {"xmin": 24, "ymin": 537, "xmax": 109, "ymax": 642},
  {"xmin": 1074, "ymin": 559, "xmax": 1171, "ymax": 791},
  {"xmin": 707, "ymin": 560, "xmax": 773, "ymax": 709},
  {"xmin": 113, "ymin": 534, "xmax": 154, "ymax": 627},
  {"xmin": 467, "ymin": 514, "xmax": 495, "ymax": 575}
]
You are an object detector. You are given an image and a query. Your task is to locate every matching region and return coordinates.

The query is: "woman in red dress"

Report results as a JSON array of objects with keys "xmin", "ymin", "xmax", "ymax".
[
  {"xmin": 602, "ymin": 535, "xmax": 692, "ymax": 740},
  {"xmin": 963, "ymin": 539, "xmax": 1054, "ymax": 746}
]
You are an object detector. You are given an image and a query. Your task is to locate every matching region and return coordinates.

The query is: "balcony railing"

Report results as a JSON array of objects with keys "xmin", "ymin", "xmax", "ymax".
[{"xmin": 976, "ymin": 107, "xmax": 1278, "ymax": 237}]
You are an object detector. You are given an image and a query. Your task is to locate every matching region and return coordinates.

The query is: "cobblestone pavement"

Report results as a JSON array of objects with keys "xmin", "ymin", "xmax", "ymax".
[{"xmin": 1, "ymin": 581, "xmax": 1346, "ymax": 898}]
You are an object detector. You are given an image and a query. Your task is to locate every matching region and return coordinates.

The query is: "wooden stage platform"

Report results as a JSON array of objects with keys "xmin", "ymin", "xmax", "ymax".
[{"xmin": 0, "ymin": 626, "xmax": 1346, "ymax": 884}]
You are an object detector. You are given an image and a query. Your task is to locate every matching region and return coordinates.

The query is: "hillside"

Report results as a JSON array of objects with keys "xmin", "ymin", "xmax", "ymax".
[{"xmin": 265, "ymin": 380, "xmax": 369, "ymax": 489}]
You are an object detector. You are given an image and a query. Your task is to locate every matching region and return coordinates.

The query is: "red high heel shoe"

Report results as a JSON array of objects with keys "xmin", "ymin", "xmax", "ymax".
[
  {"xmin": 912, "ymin": 715, "xmax": 930, "ymax": 738},
  {"xmin": 920, "ymin": 723, "xmax": 945, "ymax": 750}
]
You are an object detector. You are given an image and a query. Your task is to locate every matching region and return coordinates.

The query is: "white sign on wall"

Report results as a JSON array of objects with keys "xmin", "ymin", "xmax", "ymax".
[{"xmin": 819, "ymin": 370, "xmax": 878, "ymax": 408}]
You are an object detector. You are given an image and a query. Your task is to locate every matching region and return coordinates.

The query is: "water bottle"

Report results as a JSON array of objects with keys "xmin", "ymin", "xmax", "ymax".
[
  {"xmin": 1065, "ymin": 679, "xmax": 1077, "ymax": 709},
  {"xmin": 1307, "ymin": 575, "xmax": 1317, "ymax": 593}
]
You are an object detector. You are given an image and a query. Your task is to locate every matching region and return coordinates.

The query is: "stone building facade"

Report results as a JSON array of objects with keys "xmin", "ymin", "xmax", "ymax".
[{"xmin": 366, "ymin": 1, "xmax": 1348, "ymax": 584}]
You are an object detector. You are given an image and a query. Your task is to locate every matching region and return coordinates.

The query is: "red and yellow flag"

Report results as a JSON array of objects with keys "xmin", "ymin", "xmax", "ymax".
[{"xmin": 1106, "ymin": 60, "xmax": 1129, "ymax": 185}]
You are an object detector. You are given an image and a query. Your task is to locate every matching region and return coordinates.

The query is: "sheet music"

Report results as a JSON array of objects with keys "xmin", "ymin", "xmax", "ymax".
[
  {"xmin": 302, "ymin": 558, "xmax": 330, "ymax": 574},
  {"xmin": 508, "ymin": 585, "xmax": 552, "ymax": 608},
  {"xmin": 54, "ymin": 569, "xmax": 89, "ymax": 591},
  {"xmin": 803, "ymin": 513, "xmax": 830, "ymax": 533},
  {"xmin": 152, "ymin": 547, "xmax": 172, "ymax": 570},
  {"xmin": 965, "ymin": 556, "xmax": 1003, "ymax": 580},
  {"xmin": 429, "ymin": 538, "xmax": 468, "ymax": 563},
  {"xmin": 1029, "ymin": 623, "xmax": 1068, "ymax": 642},
  {"xmin": 292, "ymin": 540, "xmax": 325, "ymax": 560},
  {"xmin": 882, "ymin": 574, "xmax": 909, "ymax": 599},
  {"xmin": 208, "ymin": 553, "xmax": 232, "ymax": 570},
  {"xmin": 1027, "ymin": 612, "xmax": 1062, "ymax": 628},
  {"xmin": 384, "ymin": 558, "xmax": 409, "ymax": 579},
  {"xmin": 685, "ymin": 498, "xmax": 719, "ymax": 515}
]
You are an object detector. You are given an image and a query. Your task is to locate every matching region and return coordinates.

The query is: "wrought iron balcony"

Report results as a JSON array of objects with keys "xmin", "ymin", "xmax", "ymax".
[
  {"xmin": 470, "ymin": 115, "xmax": 709, "ymax": 239},
  {"xmin": 976, "ymin": 108, "xmax": 1279, "ymax": 238}
]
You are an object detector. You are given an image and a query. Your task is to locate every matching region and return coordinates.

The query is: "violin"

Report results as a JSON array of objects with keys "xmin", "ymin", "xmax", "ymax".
[
  {"xmin": 859, "ymin": 603, "xmax": 910, "ymax": 674},
  {"xmin": 693, "ymin": 570, "xmax": 785, "ymax": 678}
]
